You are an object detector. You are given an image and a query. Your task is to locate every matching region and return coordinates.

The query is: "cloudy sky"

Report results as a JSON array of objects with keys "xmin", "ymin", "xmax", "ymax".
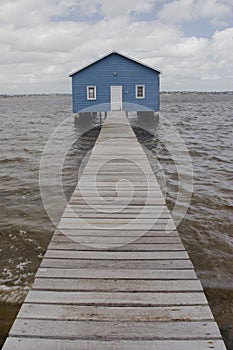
[{"xmin": 0, "ymin": 0, "xmax": 232, "ymax": 94}]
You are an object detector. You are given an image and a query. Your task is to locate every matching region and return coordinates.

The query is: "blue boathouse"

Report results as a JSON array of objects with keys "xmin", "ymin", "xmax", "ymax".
[{"xmin": 69, "ymin": 51, "xmax": 161, "ymax": 113}]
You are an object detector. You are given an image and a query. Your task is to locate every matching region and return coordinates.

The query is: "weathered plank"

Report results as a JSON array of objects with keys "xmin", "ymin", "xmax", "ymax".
[
  {"xmin": 58, "ymin": 218, "xmax": 175, "ymax": 225},
  {"xmin": 44, "ymin": 249, "xmax": 188, "ymax": 260},
  {"xmin": 40, "ymin": 258, "xmax": 192, "ymax": 270},
  {"xmin": 68, "ymin": 198, "xmax": 166, "ymax": 206},
  {"xmin": 49, "ymin": 235, "xmax": 182, "ymax": 244},
  {"xmin": 2, "ymin": 338, "xmax": 227, "ymax": 350},
  {"xmin": 63, "ymin": 212, "xmax": 172, "ymax": 219},
  {"xmin": 76, "ymin": 182, "xmax": 161, "ymax": 190},
  {"xmin": 19, "ymin": 304, "xmax": 213, "ymax": 321},
  {"xmin": 63, "ymin": 207, "xmax": 171, "ymax": 215},
  {"xmin": 35, "ymin": 268, "xmax": 197, "ymax": 280},
  {"xmin": 76, "ymin": 175, "xmax": 160, "ymax": 182},
  {"xmin": 24, "ymin": 290, "xmax": 207, "ymax": 306},
  {"xmin": 9, "ymin": 319, "xmax": 222, "ymax": 340},
  {"xmin": 32, "ymin": 278, "xmax": 203, "ymax": 292},
  {"xmin": 54, "ymin": 229, "xmax": 180, "ymax": 237},
  {"xmin": 64, "ymin": 204, "xmax": 170, "ymax": 212},
  {"xmin": 71, "ymin": 190, "xmax": 163, "ymax": 197},
  {"xmin": 48, "ymin": 241, "xmax": 186, "ymax": 251}
]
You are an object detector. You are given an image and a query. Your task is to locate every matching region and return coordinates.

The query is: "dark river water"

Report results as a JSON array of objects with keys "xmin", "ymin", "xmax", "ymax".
[{"xmin": 0, "ymin": 93, "xmax": 232, "ymax": 349}]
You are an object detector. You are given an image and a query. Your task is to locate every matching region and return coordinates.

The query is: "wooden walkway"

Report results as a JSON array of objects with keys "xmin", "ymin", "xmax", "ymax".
[{"xmin": 3, "ymin": 112, "xmax": 226, "ymax": 350}]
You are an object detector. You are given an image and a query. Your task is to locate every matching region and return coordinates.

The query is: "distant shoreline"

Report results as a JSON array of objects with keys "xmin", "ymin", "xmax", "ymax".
[
  {"xmin": 0, "ymin": 91, "xmax": 233, "ymax": 98},
  {"xmin": 0, "ymin": 93, "xmax": 72, "ymax": 98}
]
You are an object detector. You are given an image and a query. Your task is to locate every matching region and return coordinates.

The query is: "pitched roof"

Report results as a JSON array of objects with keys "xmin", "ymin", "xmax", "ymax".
[{"xmin": 69, "ymin": 50, "xmax": 161, "ymax": 77}]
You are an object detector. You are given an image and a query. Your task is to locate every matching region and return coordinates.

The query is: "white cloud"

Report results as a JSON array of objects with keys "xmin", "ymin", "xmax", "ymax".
[
  {"xmin": 210, "ymin": 27, "xmax": 233, "ymax": 80},
  {"xmin": 80, "ymin": 0, "xmax": 155, "ymax": 17},
  {"xmin": 0, "ymin": 0, "xmax": 232, "ymax": 93},
  {"xmin": 158, "ymin": 0, "xmax": 193, "ymax": 23},
  {"xmin": 42, "ymin": 0, "xmax": 156, "ymax": 19},
  {"xmin": 212, "ymin": 27, "xmax": 233, "ymax": 55},
  {"xmin": 158, "ymin": 0, "xmax": 233, "ymax": 24},
  {"xmin": 197, "ymin": 0, "xmax": 231, "ymax": 19},
  {"xmin": 0, "ymin": 0, "xmax": 55, "ymax": 28}
]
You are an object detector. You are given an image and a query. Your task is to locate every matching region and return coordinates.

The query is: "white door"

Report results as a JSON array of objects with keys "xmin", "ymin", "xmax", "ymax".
[{"xmin": 111, "ymin": 86, "xmax": 122, "ymax": 111}]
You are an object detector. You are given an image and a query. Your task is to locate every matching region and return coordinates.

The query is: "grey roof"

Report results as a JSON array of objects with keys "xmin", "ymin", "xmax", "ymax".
[{"xmin": 69, "ymin": 50, "xmax": 161, "ymax": 77}]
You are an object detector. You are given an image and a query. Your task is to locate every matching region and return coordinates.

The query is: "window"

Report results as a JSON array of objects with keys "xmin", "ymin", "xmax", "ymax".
[
  {"xmin": 87, "ymin": 86, "xmax": 96, "ymax": 100},
  {"xmin": 136, "ymin": 85, "xmax": 145, "ymax": 99}
]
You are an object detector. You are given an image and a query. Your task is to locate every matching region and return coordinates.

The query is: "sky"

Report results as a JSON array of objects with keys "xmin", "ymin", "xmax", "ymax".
[{"xmin": 0, "ymin": 0, "xmax": 233, "ymax": 94}]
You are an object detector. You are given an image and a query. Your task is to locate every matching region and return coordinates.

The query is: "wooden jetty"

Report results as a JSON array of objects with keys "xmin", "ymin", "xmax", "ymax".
[{"xmin": 3, "ymin": 112, "xmax": 226, "ymax": 350}]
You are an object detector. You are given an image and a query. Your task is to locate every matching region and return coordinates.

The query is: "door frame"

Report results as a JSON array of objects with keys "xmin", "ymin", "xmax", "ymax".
[{"xmin": 110, "ymin": 86, "xmax": 122, "ymax": 111}]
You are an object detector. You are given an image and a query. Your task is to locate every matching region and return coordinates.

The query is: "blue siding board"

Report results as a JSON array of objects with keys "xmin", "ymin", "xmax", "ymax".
[{"xmin": 71, "ymin": 53, "xmax": 160, "ymax": 113}]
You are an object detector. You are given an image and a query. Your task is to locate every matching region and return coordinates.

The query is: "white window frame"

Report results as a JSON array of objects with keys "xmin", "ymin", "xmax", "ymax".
[
  {"xmin": 136, "ymin": 85, "xmax": 145, "ymax": 99},
  {"xmin": 87, "ymin": 86, "xmax": 96, "ymax": 100}
]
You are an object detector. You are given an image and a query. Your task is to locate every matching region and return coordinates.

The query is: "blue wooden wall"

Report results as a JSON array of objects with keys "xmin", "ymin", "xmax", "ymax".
[{"xmin": 71, "ymin": 53, "xmax": 160, "ymax": 113}]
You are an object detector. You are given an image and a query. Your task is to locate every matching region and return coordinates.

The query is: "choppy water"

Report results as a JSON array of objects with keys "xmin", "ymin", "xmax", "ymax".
[{"xmin": 0, "ymin": 93, "xmax": 232, "ymax": 349}]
